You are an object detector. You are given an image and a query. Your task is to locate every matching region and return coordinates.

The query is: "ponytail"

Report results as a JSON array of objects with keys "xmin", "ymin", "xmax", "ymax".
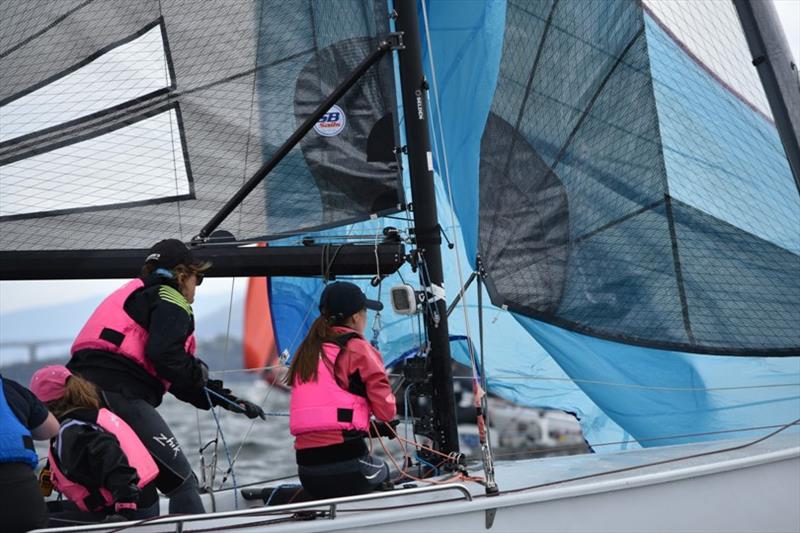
[
  {"xmin": 46, "ymin": 373, "xmax": 101, "ymax": 419},
  {"xmin": 287, "ymin": 313, "xmax": 354, "ymax": 385},
  {"xmin": 285, "ymin": 316, "xmax": 328, "ymax": 385}
]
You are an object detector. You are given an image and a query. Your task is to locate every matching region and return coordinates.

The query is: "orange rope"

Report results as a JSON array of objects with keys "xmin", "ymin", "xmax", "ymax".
[{"xmin": 369, "ymin": 421, "xmax": 487, "ymax": 486}]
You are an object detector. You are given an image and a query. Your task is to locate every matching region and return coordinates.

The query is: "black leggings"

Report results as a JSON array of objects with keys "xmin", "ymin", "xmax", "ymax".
[
  {"xmin": 298, "ymin": 453, "xmax": 389, "ymax": 500},
  {"xmin": 101, "ymin": 391, "xmax": 204, "ymax": 514},
  {"xmin": 0, "ymin": 462, "xmax": 48, "ymax": 533}
]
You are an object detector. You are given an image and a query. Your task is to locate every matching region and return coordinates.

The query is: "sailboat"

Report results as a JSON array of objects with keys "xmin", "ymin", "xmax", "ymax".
[{"xmin": 1, "ymin": 0, "xmax": 798, "ymax": 531}]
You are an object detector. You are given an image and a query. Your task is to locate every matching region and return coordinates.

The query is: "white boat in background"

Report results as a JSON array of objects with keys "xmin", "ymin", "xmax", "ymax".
[{"xmin": 1, "ymin": 0, "xmax": 798, "ymax": 531}]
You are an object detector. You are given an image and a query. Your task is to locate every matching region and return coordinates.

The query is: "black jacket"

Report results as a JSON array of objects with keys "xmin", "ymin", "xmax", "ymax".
[
  {"xmin": 51, "ymin": 408, "xmax": 157, "ymax": 508},
  {"xmin": 68, "ymin": 274, "xmax": 215, "ymax": 408}
]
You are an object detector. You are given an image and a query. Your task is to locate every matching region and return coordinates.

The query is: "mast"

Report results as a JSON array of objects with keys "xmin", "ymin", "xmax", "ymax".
[
  {"xmin": 733, "ymin": 0, "xmax": 800, "ymax": 189},
  {"xmin": 394, "ymin": 0, "xmax": 460, "ymax": 455}
]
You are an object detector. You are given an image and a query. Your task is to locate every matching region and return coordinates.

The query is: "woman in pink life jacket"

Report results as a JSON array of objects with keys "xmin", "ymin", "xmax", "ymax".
[
  {"xmin": 30, "ymin": 365, "xmax": 159, "ymax": 525},
  {"xmin": 66, "ymin": 239, "xmax": 265, "ymax": 515},
  {"xmin": 286, "ymin": 281, "xmax": 399, "ymax": 499}
]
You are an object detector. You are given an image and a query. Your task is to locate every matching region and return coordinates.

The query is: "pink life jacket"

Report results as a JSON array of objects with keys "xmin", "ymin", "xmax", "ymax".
[
  {"xmin": 71, "ymin": 279, "xmax": 196, "ymax": 390},
  {"xmin": 49, "ymin": 408, "xmax": 159, "ymax": 512},
  {"xmin": 289, "ymin": 339, "xmax": 371, "ymax": 436}
]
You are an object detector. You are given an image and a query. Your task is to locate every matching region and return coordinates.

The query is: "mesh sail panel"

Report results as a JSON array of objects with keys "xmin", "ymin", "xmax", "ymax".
[
  {"xmin": 0, "ymin": 0, "xmax": 401, "ymax": 251},
  {"xmin": 479, "ymin": 0, "xmax": 799, "ymax": 355}
]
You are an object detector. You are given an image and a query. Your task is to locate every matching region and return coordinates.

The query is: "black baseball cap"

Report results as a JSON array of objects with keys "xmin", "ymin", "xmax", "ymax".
[
  {"xmin": 319, "ymin": 282, "xmax": 383, "ymax": 320},
  {"xmin": 144, "ymin": 239, "xmax": 197, "ymax": 270}
]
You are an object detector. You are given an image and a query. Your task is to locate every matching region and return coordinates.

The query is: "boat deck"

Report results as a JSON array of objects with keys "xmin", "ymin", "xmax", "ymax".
[{"xmin": 34, "ymin": 431, "xmax": 800, "ymax": 533}]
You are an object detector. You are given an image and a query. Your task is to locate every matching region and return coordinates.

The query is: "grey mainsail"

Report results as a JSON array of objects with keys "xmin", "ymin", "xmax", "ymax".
[{"xmin": 0, "ymin": 0, "xmax": 403, "ymax": 253}]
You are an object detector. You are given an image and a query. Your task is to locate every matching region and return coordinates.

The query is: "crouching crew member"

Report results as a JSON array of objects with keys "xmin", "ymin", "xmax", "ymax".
[
  {"xmin": 30, "ymin": 365, "xmax": 160, "ymax": 524},
  {"xmin": 287, "ymin": 282, "xmax": 399, "ymax": 499}
]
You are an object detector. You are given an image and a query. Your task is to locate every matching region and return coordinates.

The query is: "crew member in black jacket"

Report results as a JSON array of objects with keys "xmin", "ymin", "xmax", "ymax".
[{"xmin": 67, "ymin": 239, "xmax": 265, "ymax": 514}]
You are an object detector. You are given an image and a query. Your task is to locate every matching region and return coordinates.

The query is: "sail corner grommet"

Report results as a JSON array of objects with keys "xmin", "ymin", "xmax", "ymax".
[{"xmin": 386, "ymin": 31, "xmax": 405, "ymax": 51}]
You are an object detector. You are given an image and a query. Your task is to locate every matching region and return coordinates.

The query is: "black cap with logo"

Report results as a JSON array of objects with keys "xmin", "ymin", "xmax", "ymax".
[
  {"xmin": 319, "ymin": 282, "xmax": 383, "ymax": 321},
  {"xmin": 144, "ymin": 239, "xmax": 196, "ymax": 270}
]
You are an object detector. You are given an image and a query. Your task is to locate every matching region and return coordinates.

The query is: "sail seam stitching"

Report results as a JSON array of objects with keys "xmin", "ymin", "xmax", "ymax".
[
  {"xmin": 504, "ymin": 299, "xmax": 797, "ymax": 356},
  {"xmin": 0, "ymin": 0, "xmax": 97, "ymax": 60},
  {"xmin": 0, "ymin": 18, "xmax": 163, "ymax": 107},
  {"xmin": 0, "ymin": 101, "xmax": 179, "ymax": 166},
  {"xmin": 551, "ymin": 26, "xmax": 645, "ymax": 172},
  {"xmin": 572, "ymin": 199, "xmax": 665, "ymax": 244}
]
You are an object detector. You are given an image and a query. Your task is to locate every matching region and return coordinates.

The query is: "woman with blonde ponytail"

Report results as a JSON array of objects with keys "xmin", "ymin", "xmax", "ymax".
[{"xmin": 288, "ymin": 282, "xmax": 398, "ymax": 499}]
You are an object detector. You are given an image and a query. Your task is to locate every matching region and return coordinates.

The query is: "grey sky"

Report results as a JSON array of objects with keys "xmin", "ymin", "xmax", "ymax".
[{"xmin": 774, "ymin": 0, "xmax": 799, "ymax": 62}]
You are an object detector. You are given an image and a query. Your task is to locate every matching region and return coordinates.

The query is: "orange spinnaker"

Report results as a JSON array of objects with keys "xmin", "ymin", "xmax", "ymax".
[{"xmin": 243, "ymin": 276, "xmax": 277, "ymax": 372}]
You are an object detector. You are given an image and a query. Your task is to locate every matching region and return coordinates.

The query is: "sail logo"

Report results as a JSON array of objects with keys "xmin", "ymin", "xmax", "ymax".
[{"xmin": 314, "ymin": 105, "xmax": 346, "ymax": 137}]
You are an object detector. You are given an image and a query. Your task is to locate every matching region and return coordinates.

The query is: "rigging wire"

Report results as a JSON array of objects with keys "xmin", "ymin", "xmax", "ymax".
[
  {"xmin": 385, "ymin": 371, "xmax": 800, "ymax": 392},
  {"xmin": 217, "ymin": 381, "xmax": 282, "ymax": 490},
  {"xmin": 488, "ymin": 420, "xmax": 800, "ymax": 460},
  {"xmin": 234, "ymin": 0, "xmax": 266, "ymax": 241},
  {"xmin": 418, "ymin": 0, "xmax": 501, "ymax": 492},
  {"xmin": 495, "ymin": 416, "xmax": 800, "ymax": 498},
  {"xmin": 419, "ymin": 0, "xmax": 479, "ymax": 368},
  {"xmin": 204, "ymin": 389, "xmax": 238, "ymax": 509},
  {"xmin": 157, "ymin": 0, "xmax": 185, "ymax": 240}
]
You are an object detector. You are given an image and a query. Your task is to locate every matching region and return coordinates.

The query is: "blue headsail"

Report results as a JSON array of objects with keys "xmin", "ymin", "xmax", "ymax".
[
  {"xmin": 422, "ymin": 0, "xmax": 800, "ymax": 446},
  {"xmin": 261, "ymin": 0, "xmax": 799, "ymax": 451}
]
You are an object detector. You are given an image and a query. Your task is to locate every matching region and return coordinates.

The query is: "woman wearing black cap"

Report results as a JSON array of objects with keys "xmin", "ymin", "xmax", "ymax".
[
  {"xmin": 67, "ymin": 239, "xmax": 265, "ymax": 515},
  {"xmin": 286, "ymin": 281, "xmax": 398, "ymax": 499}
]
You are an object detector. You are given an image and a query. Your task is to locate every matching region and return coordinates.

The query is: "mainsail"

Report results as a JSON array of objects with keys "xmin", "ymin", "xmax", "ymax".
[{"xmin": 0, "ymin": 0, "xmax": 403, "ymax": 253}]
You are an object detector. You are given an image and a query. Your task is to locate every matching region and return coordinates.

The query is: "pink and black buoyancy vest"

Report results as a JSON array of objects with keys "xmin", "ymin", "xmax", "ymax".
[
  {"xmin": 289, "ymin": 338, "xmax": 371, "ymax": 436},
  {"xmin": 49, "ymin": 408, "xmax": 159, "ymax": 512},
  {"xmin": 71, "ymin": 279, "xmax": 197, "ymax": 390}
]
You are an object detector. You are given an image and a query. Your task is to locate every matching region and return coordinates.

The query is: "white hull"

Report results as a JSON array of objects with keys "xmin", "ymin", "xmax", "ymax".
[{"xmin": 36, "ymin": 433, "xmax": 800, "ymax": 533}]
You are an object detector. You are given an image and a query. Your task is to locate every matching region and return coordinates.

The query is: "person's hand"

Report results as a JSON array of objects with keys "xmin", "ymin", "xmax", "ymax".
[
  {"xmin": 112, "ymin": 483, "xmax": 140, "ymax": 505},
  {"xmin": 206, "ymin": 379, "xmax": 232, "ymax": 397},
  {"xmin": 369, "ymin": 419, "xmax": 400, "ymax": 439},
  {"xmin": 205, "ymin": 379, "xmax": 235, "ymax": 409},
  {"xmin": 236, "ymin": 399, "xmax": 266, "ymax": 420}
]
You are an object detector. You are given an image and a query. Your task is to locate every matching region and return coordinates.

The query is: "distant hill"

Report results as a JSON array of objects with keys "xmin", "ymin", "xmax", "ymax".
[
  {"xmin": 0, "ymin": 290, "xmax": 245, "ymax": 343},
  {"xmin": 1, "ymin": 287, "xmax": 249, "ymax": 374},
  {"xmin": 0, "ymin": 335, "xmax": 253, "ymax": 387}
]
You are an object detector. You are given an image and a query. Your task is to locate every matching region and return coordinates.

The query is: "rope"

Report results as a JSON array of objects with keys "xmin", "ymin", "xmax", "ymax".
[
  {"xmin": 204, "ymin": 389, "xmax": 238, "ymax": 509},
  {"xmin": 203, "ymin": 387, "xmax": 288, "ymax": 417},
  {"xmin": 370, "ymin": 420, "xmax": 473, "ymax": 486},
  {"xmin": 497, "ymin": 416, "xmax": 800, "ymax": 497},
  {"xmin": 481, "ymin": 375, "xmax": 800, "ymax": 392},
  {"xmin": 218, "ymin": 379, "xmax": 282, "ymax": 490},
  {"xmin": 208, "ymin": 365, "xmax": 285, "ymax": 375},
  {"xmin": 370, "ymin": 420, "xmax": 488, "ymax": 488},
  {"xmin": 385, "ymin": 372, "xmax": 800, "ymax": 392},
  {"xmin": 490, "ymin": 420, "xmax": 800, "ymax": 460}
]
